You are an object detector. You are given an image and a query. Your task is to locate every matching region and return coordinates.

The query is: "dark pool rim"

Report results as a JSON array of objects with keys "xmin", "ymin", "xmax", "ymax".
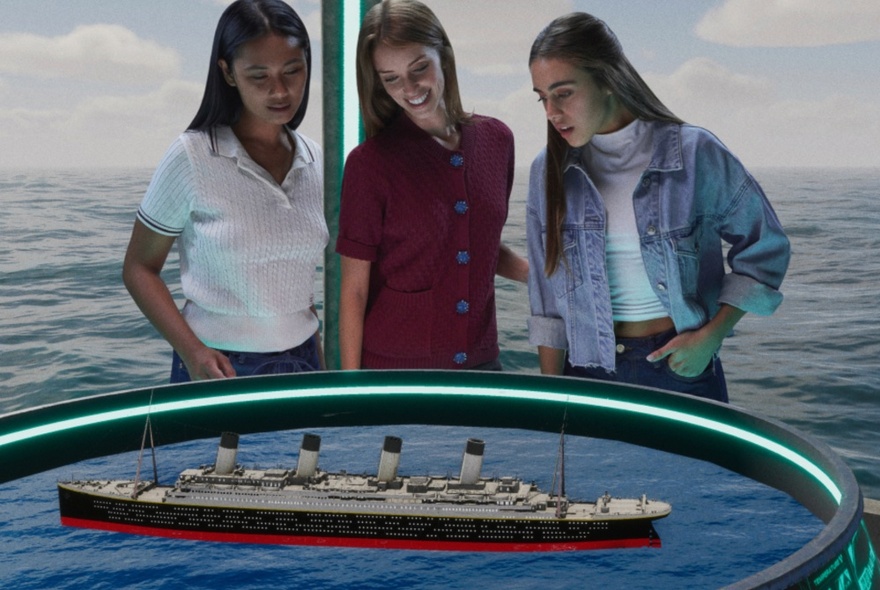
[{"xmin": 0, "ymin": 370, "xmax": 869, "ymax": 589}]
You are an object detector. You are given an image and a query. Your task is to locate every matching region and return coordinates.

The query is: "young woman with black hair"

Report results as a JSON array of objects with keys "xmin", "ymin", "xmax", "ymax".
[{"xmin": 123, "ymin": 0, "xmax": 327, "ymax": 382}]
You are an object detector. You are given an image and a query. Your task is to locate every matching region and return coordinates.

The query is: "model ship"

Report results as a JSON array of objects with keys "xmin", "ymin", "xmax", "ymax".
[{"xmin": 58, "ymin": 429, "xmax": 671, "ymax": 551}]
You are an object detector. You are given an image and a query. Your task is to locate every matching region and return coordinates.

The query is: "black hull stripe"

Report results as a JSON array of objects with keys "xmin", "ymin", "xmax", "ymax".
[{"xmin": 58, "ymin": 487, "xmax": 662, "ymax": 552}]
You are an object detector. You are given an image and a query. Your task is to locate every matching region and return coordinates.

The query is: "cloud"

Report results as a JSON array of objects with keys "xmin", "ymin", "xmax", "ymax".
[
  {"xmin": 62, "ymin": 80, "xmax": 200, "ymax": 135},
  {"xmin": 0, "ymin": 75, "xmax": 327, "ymax": 170},
  {"xmin": 641, "ymin": 58, "xmax": 880, "ymax": 168},
  {"xmin": 302, "ymin": 8, "xmax": 323, "ymax": 46},
  {"xmin": 211, "ymin": 0, "xmax": 319, "ymax": 5},
  {"xmin": 467, "ymin": 79, "xmax": 547, "ymax": 169},
  {"xmin": 644, "ymin": 57, "xmax": 773, "ymax": 124},
  {"xmin": 696, "ymin": 0, "xmax": 880, "ymax": 47},
  {"xmin": 432, "ymin": 0, "xmax": 573, "ymax": 80},
  {"xmin": 500, "ymin": 81, "xmax": 550, "ymax": 164},
  {"xmin": 743, "ymin": 95, "xmax": 880, "ymax": 167},
  {"xmin": 0, "ymin": 79, "xmax": 201, "ymax": 168},
  {"xmin": 420, "ymin": 0, "xmax": 574, "ymax": 167},
  {"xmin": 0, "ymin": 24, "xmax": 181, "ymax": 86}
]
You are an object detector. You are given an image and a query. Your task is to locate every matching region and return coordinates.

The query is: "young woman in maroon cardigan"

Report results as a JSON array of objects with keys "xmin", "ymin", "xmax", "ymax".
[{"xmin": 336, "ymin": 0, "xmax": 528, "ymax": 370}]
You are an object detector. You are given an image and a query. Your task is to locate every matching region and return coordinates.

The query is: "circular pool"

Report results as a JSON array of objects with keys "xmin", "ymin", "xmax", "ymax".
[{"xmin": 0, "ymin": 371, "xmax": 876, "ymax": 588}]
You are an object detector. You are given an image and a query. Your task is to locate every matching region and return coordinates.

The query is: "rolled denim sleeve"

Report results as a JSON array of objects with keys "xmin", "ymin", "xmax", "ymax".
[
  {"xmin": 718, "ymin": 173, "xmax": 791, "ymax": 316},
  {"xmin": 526, "ymin": 152, "xmax": 568, "ymax": 350}
]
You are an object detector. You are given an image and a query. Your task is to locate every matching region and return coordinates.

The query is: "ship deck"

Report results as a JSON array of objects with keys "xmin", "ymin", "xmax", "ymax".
[{"xmin": 58, "ymin": 472, "xmax": 671, "ymax": 523}]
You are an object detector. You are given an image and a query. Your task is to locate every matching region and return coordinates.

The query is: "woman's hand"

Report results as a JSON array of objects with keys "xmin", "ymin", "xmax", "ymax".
[
  {"xmin": 645, "ymin": 329, "xmax": 718, "ymax": 377},
  {"xmin": 646, "ymin": 305, "xmax": 745, "ymax": 377},
  {"xmin": 180, "ymin": 345, "xmax": 236, "ymax": 381},
  {"xmin": 124, "ymin": 219, "xmax": 236, "ymax": 380}
]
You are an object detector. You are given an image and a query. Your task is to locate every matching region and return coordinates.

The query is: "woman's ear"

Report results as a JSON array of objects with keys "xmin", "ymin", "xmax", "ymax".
[{"xmin": 219, "ymin": 59, "xmax": 236, "ymax": 87}]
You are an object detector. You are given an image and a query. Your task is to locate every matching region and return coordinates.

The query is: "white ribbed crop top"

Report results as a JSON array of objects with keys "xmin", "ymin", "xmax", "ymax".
[{"xmin": 583, "ymin": 119, "xmax": 667, "ymax": 322}]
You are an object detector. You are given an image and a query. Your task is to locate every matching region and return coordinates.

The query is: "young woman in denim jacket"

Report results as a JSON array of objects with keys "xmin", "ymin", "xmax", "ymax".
[{"xmin": 526, "ymin": 13, "xmax": 790, "ymax": 402}]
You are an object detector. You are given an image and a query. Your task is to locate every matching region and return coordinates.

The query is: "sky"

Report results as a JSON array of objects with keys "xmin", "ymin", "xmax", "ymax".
[{"xmin": 1, "ymin": 0, "xmax": 879, "ymax": 170}]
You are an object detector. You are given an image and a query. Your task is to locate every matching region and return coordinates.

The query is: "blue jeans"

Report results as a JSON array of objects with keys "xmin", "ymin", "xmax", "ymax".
[
  {"xmin": 564, "ymin": 329, "xmax": 729, "ymax": 403},
  {"xmin": 170, "ymin": 335, "xmax": 321, "ymax": 384}
]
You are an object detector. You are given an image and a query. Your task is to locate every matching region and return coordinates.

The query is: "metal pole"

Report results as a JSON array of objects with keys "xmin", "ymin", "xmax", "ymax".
[{"xmin": 322, "ymin": 0, "xmax": 377, "ymax": 369}]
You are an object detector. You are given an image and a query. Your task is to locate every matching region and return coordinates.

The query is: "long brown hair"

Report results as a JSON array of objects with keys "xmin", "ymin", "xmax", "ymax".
[
  {"xmin": 530, "ymin": 13, "xmax": 684, "ymax": 276},
  {"xmin": 356, "ymin": 0, "xmax": 467, "ymax": 138}
]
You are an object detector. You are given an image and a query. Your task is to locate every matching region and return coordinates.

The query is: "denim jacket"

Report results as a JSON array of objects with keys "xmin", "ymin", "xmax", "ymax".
[{"xmin": 526, "ymin": 121, "xmax": 790, "ymax": 371}]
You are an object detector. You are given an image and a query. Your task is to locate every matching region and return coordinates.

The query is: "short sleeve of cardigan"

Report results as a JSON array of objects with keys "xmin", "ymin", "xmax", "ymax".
[
  {"xmin": 136, "ymin": 136, "xmax": 196, "ymax": 237},
  {"xmin": 335, "ymin": 145, "xmax": 385, "ymax": 262}
]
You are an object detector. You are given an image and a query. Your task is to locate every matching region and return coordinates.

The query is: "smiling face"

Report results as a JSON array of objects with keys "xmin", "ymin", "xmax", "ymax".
[
  {"xmin": 530, "ymin": 57, "xmax": 630, "ymax": 147},
  {"xmin": 372, "ymin": 42, "xmax": 447, "ymax": 132},
  {"xmin": 220, "ymin": 33, "xmax": 307, "ymax": 130}
]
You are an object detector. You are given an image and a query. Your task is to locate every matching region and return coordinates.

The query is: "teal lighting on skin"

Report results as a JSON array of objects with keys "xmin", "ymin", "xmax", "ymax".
[{"xmin": 0, "ymin": 383, "xmax": 841, "ymax": 504}]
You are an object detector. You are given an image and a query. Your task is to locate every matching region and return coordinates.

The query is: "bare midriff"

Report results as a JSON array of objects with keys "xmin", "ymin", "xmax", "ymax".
[{"xmin": 613, "ymin": 316, "xmax": 675, "ymax": 339}]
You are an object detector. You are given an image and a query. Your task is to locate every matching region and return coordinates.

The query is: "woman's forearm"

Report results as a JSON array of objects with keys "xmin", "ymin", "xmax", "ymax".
[
  {"xmin": 496, "ymin": 243, "xmax": 529, "ymax": 283},
  {"xmin": 538, "ymin": 345, "xmax": 566, "ymax": 376},
  {"xmin": 339, "ymin": 256, "xmax": 371, "ymax": 370}
]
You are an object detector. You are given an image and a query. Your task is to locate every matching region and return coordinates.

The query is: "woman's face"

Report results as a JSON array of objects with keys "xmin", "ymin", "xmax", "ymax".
[
  {"xmin": 372, "ymin": 42, "xmax": 447, "ymax": 131},
  {"xmin": 530, "ymin": 57, "xmax": 624, "ymax": 147},
  {"xmin": 220, "ymin": 33, "xmax": 307, "ymax": 129}
]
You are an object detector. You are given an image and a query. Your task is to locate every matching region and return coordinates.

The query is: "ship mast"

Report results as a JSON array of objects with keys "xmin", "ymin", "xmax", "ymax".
[
  {"xmin": 131, "ymin": 398, "xmax": 160, "ymax": 498},
  {"xmin": 554, "ymin": 410, "xmax": 567, "ymax": 518}
]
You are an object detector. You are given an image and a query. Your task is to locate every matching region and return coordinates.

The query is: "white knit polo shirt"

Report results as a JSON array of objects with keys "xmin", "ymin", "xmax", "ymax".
[{"xmin": 137, "ymin": 125, "xmax": 328, "ymax": 352}]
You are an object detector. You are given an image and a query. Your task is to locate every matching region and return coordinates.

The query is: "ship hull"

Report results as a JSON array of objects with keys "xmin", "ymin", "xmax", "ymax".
[{"xmin": 58, "ymin": 485, "xmax": 662, "ymax": 552}]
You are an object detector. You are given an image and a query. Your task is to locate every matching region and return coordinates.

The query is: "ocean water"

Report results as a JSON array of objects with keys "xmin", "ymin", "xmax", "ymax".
[{"xmin": 1, "ymin": 167, "xmax": 879, "ymax": 588}]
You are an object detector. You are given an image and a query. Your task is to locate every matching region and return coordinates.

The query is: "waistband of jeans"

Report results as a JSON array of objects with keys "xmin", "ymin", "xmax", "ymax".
[
  {"xmin": 219, "ymin": 335, "xmax": 315, "ymax": 359},
  {"xmin": 615, "ymin": 327, "xmax": 677, "ymax": 353}
]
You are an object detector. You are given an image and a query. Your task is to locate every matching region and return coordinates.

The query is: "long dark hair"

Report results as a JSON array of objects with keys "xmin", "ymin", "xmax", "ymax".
[
  {"xmin": 188, "ymin": 0, "xmax": 311, "ymax": 131},
  {"xmin": 530, "ymin": 13, "xmax": 684, "ymax": 276},
  {"xmin": 356, "ymin": 0, "xmax": 466, "ymax": 138}
]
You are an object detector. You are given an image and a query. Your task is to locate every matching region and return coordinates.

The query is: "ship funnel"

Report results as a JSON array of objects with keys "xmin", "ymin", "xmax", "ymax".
[
  {"xmin": 377, "ymin": 436, "xmax": 402, "ymax": 482},
  {"xmin": 295, "ymin": 433, "xmax": 321, "ymax": 478},
  {"xmin": 214, "ymin": 432, "xmax": 239, "ymax": 475},
  {"xmin": 459, "ymin": 438, "xmax": 485, "ymax": 485}
]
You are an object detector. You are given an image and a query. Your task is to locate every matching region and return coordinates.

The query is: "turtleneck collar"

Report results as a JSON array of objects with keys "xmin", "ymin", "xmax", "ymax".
[{"xmin": 584, "ymin": 118, "xmax": 653, "ymax": 174}]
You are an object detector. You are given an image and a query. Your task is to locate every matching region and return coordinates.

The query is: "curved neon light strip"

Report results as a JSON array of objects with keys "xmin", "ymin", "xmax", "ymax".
[{"xmin": 0, "ymin": 384, "xmax": 841, "ymax": 503}]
